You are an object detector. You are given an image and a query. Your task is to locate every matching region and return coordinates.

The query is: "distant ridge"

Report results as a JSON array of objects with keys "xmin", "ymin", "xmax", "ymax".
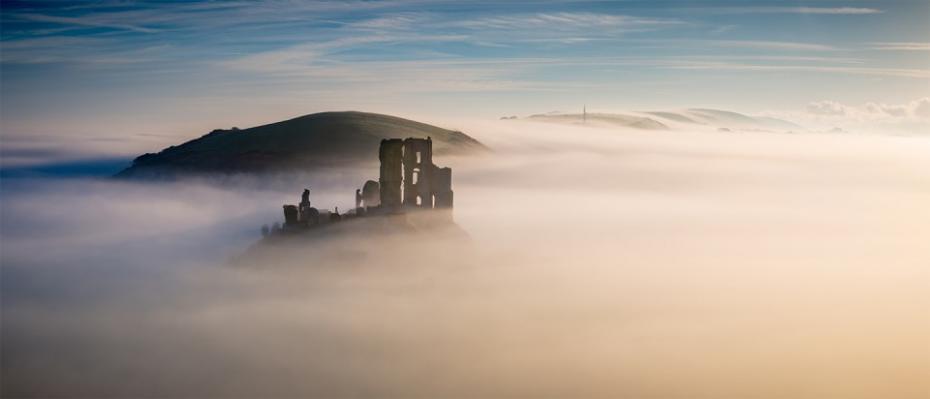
[
  {"xmin": 653, "ymin": 108, "xmax": 804, "ymax": 131},
  {"xmin": 520, "ymin": 108, "xmax": 803, "ymax": 132},
  {"xmin": 527, "ymin": 112, "xmax": 669, "ymax": 130},
  {"xmin": 116, "ymin": 111, "xmax": 487, "ymax": 178}
]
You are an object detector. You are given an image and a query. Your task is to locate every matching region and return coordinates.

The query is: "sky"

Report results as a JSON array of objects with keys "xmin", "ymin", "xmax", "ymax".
[{"xmin": 1, "ymin": 0, "xmax": 928, "ymax": 160}]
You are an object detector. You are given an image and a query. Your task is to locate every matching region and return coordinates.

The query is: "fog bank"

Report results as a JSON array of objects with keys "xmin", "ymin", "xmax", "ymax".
[{"xmin": 2, "ymin": 122, "xmax": 929, "ymax": 398}]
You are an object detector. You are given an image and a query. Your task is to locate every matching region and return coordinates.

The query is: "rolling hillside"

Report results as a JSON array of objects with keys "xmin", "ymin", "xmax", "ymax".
[{"xmin": 116, "ymin": 111, "xmax": 486, "ymax": 178}]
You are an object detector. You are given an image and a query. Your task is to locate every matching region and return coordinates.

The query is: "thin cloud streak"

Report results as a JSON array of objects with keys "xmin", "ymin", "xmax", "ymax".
[
  {"xmin": 455, "ymin": 12, "xmax": 686, "ymax": 31},
  {"xmin": 669, "ymin": 62, "xmax": 930, "ymax": 78},
  {"xmin": 869, "ymin": 42, "xmax": 930, "ymax": 51},
  {"xmin": 701, "ymin": 6, "xmax": 883, "ymax": 15},
  {"xmin": 703, "ymin": 40, "xmax": 837, "ymax": 51},
  {"xmin": 12, "ymin": 12, "xmax": 161, "ymax": 33}
]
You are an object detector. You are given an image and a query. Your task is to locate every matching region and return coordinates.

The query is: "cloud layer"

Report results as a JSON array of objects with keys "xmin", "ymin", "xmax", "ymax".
[
  {"xmin": 3, "ymin": 121, "xmax": 930, "ymax": 397},
  {"xmin": 806, "ymin": 98, "xmax": 930, "ymax": 121}
]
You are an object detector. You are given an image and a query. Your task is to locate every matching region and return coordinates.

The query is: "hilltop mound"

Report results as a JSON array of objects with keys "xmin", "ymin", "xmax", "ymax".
[{"xmin": 116, "ymin": 111, "xmax": 487, "ymax": 178}]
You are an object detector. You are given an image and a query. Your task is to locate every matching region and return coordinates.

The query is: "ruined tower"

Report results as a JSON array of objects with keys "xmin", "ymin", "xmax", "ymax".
[
  {"xmin": 378, "ymin": 137, "xmax": 452, "ymax": 211},
  {"xmin": 403, "ymin": 137, "xmax": 433, "ymax": 208},
  {"xmin": 379, "ymin": 139, "xmax": 404, "ymax": 211},
  {"xmin": 432, "ymin": 166, "xmax": 453, "ymax": 208}
]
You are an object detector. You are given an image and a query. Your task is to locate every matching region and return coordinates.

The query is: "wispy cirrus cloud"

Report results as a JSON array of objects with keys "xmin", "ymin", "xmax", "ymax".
[
  {"xmin": 869, "ymin": 42, "xmax": 930, "ymax": 51},
  {"xmin": 3, "ymin": 1, "xmax": 413, "ymax": 39},
  {"xmin": 216, "ymin": 34, "xmax": 538, "ymax": 94},
  {"xmin": 703, "ymin": 6, "xmax": 882, "ymax": 15},
  {"xmin": 220, "ymin": 33, "xmax": 470, "ymax": 73},
  {"xmin": 703, "ymin": 40, "xmax": 837, "ymax": 51},
  {"xmin": 668, "ymin": 61, "xmax": 930, "ymax": 78},
  {"xmin": 218, "ymin": 43, "xmax": 922, "ymax": 100},
  {"xmin": 12, "ymin": 12, "xmax": 161, "ymax": 33},
  {"xmin": 0, "ymin": 36, "xmax": 173, "ymax": 65},
  {"xmin": 456, "ymin": 12, "xmax": 685, "ymax": 31},
  {"xmin": 337, "ymin": 12, "xmax": 687, "ymax": 45},
  {"xmin": 343, "ymin": 12, "xmax": 430, "ymax": 30}
]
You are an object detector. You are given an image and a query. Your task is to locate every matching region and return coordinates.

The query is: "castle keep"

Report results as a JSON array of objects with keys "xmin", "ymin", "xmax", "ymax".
[{"xmin": 377, "ymin": 137, "xmax": 453, "ymax": 211}]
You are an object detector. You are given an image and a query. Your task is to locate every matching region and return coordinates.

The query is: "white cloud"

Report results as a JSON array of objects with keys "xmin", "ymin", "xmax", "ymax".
[
  {"xmin": 775, "ymin": 7, "xmax": 882, "ymax": 15},
  {"xmin": 807, "ymin": 98, "xmax": 930, "ymax": 120},
  {"xmin": 807, "ymin": 100, "xmax": 850, "ymax": 116},
  {"xmin": 913, "ymin": 98, "xmax": 930, "ymax": 118},
  {"xmin": 669, "ymin": 61, "xmax": 930, "ymax": 78},
  {"xmin": 457, "ymin": 12, "xmax": 684, "ymax": 32},
  {"xmin": 760, "ymin": 98, "xmax": 930, "ymax": 134},
  {"xmin": 219, "ymin": 33, "xmax": 469, "ymax": 74},
  {"xmin": 13, "ymin": 12, "xmax": 161, "ymax": 33},
  {"xmin": 707, "ymin": 6, "xmax": 882, "ymax": 15},
  {"xmin": 705, "ymin": 40, "xmax": 837, "ymax": 51},
  {"xmin": 345, "ymin": 13, "xmax": 429, "ymax": 30},
  {"xmin": 869, "ymin": 42, "xmax": 930, "ymax": 51},
  {"xmin": 0, "ymin": 36, "xmax": 171, "ymax": 65},
  {"xmin": 218, "ymin": 38, "xmax": 554, "ymax": 94}
]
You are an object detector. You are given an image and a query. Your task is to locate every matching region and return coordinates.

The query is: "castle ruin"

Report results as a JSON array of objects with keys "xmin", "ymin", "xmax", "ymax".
[
  {"xmin": 378, "ymin": 137, "xmax": 453, "ymax": 211},
  {"xmin": 267, "ymin": 137, "xmax": 453, "ymax": 235}
]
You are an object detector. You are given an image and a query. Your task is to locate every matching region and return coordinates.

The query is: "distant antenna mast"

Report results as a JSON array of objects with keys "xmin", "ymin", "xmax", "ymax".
[{"xmin": 583, "ymin": 105, "xmax": 587, "ymax": 124}]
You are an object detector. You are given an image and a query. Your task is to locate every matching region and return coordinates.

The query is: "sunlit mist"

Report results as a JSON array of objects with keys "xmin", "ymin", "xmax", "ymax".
[{"xmin": 3, "ymin": 120, "xmax": 929, "ymax": 397}]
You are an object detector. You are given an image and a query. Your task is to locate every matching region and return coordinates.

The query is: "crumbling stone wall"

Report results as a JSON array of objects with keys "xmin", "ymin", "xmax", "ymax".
[
  {"xmin": 362, "ymin": 180, "xmax": 380, "ymax": 208},
  {"xmin": 283, "ymin": 205, "xmax": 299, "ymax": 226}
]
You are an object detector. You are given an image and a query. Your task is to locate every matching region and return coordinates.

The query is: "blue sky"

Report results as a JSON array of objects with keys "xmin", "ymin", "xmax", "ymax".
[{"xmin": 1, "ymin": 0, "xmax": 928, "ymax": 157}]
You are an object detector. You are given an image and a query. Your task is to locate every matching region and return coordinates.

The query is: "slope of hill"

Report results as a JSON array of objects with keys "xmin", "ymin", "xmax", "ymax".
[{"xmin": 116, "ymin": 111, "xmax": 487, "ymax": 178}]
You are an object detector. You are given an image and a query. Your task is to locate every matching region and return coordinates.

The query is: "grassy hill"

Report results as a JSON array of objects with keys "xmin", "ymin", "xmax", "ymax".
[{"xmin": 116, "ymin": 111, "xmax": 486, "ymax": 178}]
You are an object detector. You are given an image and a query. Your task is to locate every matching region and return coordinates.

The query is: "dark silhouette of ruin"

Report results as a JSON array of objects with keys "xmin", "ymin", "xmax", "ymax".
[
  {"xmin": 381, "ymin": 137, "xmax": 453, "ymax": 211},
  {"xmin": 267, "ymin": 137, "xmax": 453, "ymax": 236},
  {"xmin": 361, "ymin": 180, "xmax": 380, "ymax": 208}
]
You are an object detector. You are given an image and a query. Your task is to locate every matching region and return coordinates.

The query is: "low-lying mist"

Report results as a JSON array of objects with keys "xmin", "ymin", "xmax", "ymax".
[{"xmin": 2, "ymin": 122, "xmax": 929, "ymax": 398}]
